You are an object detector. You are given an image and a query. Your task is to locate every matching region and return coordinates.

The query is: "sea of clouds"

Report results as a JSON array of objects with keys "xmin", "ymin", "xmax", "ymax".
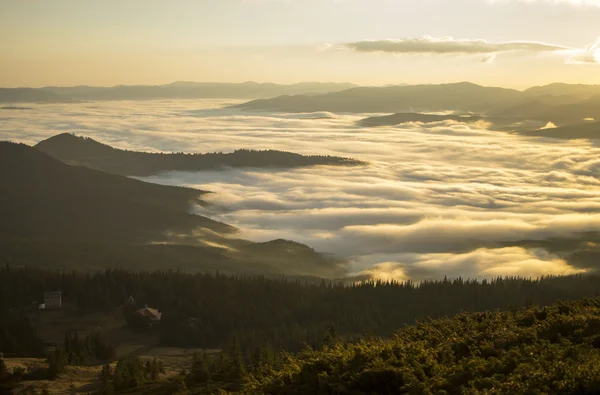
[{"xmin": 3, "ymin": 99, "xmax": 600, "ymax": 281}]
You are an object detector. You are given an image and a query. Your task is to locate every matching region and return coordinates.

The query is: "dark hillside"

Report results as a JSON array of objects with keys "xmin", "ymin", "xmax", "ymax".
[
  {"xmin": 0, "ymin": 141, "xmax": 232, "ymax": 244},
  {"xmin": 0, "ymin": 142, "xmax": 345, "ymax": 276},
  {"xmin": 521, "ymin": 120, "xmax": 600, "ymax": 139},
  {"xmin": 35, "ymin": 133, "xmax": 364, "ymax": 177},
  {"xmin": 358, "ymin": 112, "xmax": 484, "ymax": 127}
]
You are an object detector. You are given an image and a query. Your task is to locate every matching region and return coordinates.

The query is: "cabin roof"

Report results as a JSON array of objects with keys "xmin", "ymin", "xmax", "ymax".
[{"xmin": 135, "ymin": 307, "xmax": 162, "ymax": 320}]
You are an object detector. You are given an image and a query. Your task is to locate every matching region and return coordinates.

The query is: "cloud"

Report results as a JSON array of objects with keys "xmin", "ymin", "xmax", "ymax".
[
  {"xmin": 5, "ymin": 100, "xmax": 600, "ymax": 281},
  {"xmin": 345, "ymin": 36, "xmax": 570, "ymax": 55},
  {"xmin": 492, "ymin": 0, "xmax": 600, "ymax": 7},
  {"xmin": 482, "ymin": 54, "xmax": 497, "ymax": 63},
  {"xmin": 568, "ymin": 37, "xmax": 600, "ymax": 64},
  {"xmin": 541, "ymin": 121, "xmax": 558, "ymax": 129},
  {"xmin": 356, "ymin": 247, "xmax": 585, "ymax": 282}
]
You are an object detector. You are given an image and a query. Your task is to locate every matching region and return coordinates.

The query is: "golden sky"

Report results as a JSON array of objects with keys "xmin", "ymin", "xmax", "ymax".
[{"xmin": 1, "ymin": 0, "xmax": 600, "ymax": 88}]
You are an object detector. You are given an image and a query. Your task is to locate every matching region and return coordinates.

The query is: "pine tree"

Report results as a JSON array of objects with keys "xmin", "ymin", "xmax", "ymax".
[
  {"xmin": 144, "ymin": 359, "xmax": 152, "ymax": 379},
  {"xmin": 98, "ymin": 363, "xmax": 113, "ymax": 394},
  {"xmin": 323, "ymin": 325, "xmax": 338, "ymax": 347},
  {"xmin": 47, "ymin": 348, "xmax": 69, "ymax": 379},
  {"xmin": 189, "ymin": 351, "xmax": 211, "ymax": 385},
  {"xmin": 0, "ymin": 358, "xmax": 8, "ymax": 381},
  {"xmin": 225, "ymin": 336, "xmax": 246, "ymax": 381},
  {"xmin": 150, "ymin": 357, "xmax": 160, "ymax": 381}
]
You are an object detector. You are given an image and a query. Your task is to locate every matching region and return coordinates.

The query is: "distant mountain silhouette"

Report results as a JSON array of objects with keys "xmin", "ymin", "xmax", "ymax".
[
  {"xmin": 233, "ymin": 82, "xmax": 600, "ymax": 127},
  {"xmin": 494, "ymin": 95, "xmax": 600, "ymax": 124},
  {"xmin": 490, "ymin": 100, "xmax": 554, "ymax": 119},
  {"xmin": 357, "ymin": 111, "xmax": 546, "ymax": 134},
  {"xmin": 0, "ymin": 142, "xmax": 346, "ymax": 276},
  {"xmin": 0, "ymin": 82, "xmax": 357, "ymax": 102},
  {"xmin": 522, "ymin": 83, "xmax": 600, "ymax": 99},
  {"xmin": 234, "ymin": 82, "xmax": 523, "ymax": 113},
  {"xmin": 35, "ymin": 133, "xmax": 364, "ymax": 176},
  {"xmin": 358, "ymin": 112, "xmax": 485, "ymax": 127},
  {"xmin": 0, "ymin": 88, "xmax": 64, "ymax": 103}
]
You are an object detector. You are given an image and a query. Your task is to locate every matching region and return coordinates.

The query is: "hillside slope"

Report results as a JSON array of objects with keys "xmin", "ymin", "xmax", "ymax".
[
  {"xmin": 0, "ymin": 142, "xmax": 231, "ymax": 244},
  {"xmin": 35, "ymin": 133, "xmax": 364, "ymax": 177},
  {"xmin": 246, "ymin": 297, "xmax": 600, "ymax": 394},
  {"xmin": 522, "ymin": 120, "xmax": 600, "ymax": 139},
  {"xmin": 234, "ymin": 82, "xmax": 523, "ymax": 113},
  {"xmin": 357, "ymin": 112, "xmax": 484, "ymax": 127},
  {"xmin": 0, "ymin": 142, "xmax": 346, "ymax": 276}
]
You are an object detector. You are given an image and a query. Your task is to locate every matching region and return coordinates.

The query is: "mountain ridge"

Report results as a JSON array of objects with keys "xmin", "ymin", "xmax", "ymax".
[
  {"xmin": 34, "ymin": 133, "xmax": 365, "ymax": 177},
  {"xmin": 0, "ymin": 82, "xmax": 357, "ymax": 102},
  {"xmin": 0, "ymin": 141, "xmax": 347, "ymax": 277}
]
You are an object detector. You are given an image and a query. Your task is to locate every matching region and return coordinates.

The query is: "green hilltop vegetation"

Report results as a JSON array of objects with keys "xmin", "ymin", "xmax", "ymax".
[
  {"xmin": 244, "ymin": 297, "xmax": 600, "ymax": 394},
  {"xmin": 35, "ymin": 133, "xmax": 364, "ymax": 177}
]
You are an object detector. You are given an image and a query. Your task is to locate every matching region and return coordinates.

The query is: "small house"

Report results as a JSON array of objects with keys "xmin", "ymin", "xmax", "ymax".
[
  {"xmin": 135, "ymin": 306, "xmax": 162, "ymax": 323},
  {"xmin": 43, "ymin": 291, "xmax": 62, "ymax": 309}
]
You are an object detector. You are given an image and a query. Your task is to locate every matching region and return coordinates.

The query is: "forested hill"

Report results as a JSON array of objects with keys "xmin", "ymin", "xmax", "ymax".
[
  {"xmin": 0, "ymin": 142, "xmax": 347, "ymax": 277},
  {"xmin": 0, "ymin": 141, "xmax": 231, "ymax": 244},
  {"xmin": 6, "ymin": 267, "xmax": 600, "ymax": 393},
  {"xmin": 246, "ymin": 297, "xmax": 600, "ymax": 394},
  {"xmin": 35, "ymin": 133, "xmax": 364, "ymax": 177}
]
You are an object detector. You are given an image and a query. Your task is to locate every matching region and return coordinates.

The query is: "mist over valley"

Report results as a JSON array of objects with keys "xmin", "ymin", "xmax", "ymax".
[{"xmin": 3, "ymin": 95, "xmax": 600, "ymax": 282}]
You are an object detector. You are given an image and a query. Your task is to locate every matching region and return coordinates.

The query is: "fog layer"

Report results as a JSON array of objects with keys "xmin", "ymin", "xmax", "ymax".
[{"xmin": 3, "ymin": 100, "xmax": 600, "ymax": 280}]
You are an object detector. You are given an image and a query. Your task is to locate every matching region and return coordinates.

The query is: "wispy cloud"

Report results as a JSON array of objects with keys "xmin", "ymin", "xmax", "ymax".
[
  {"xmin": 568, "ymin": 38, "xmax": 600, "ymax": 64},
  {"xmin": 345, "ymin": 37, "xmax": 570, "ymax": 55},
  {"xmin": 491, "ymin": 0, "xmax": 600, "ymax": 7}
]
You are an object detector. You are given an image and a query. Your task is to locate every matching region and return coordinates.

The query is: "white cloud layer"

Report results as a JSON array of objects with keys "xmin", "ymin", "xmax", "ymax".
[
  {"xmin": 3, "ymin": 100, "xmax": 600, "ymax": 281},
  {"xmin": 345, "ymin": 37, "xmax": 569, "ymax": 55},
  {"xmin": 343, "ymin": 36, "xmax": 600, "ymax": 66}
]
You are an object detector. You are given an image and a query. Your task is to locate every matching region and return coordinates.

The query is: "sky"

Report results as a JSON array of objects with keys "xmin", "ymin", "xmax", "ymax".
[{"xmin": 1, "ymin": 0, "xmax": 600, "ymax": 88}]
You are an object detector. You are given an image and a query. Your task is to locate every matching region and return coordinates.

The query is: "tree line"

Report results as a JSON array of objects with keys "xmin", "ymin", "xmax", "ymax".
[{"xmin": 4, "ymin": 266, "xmax": 600, "ymax": 358}]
